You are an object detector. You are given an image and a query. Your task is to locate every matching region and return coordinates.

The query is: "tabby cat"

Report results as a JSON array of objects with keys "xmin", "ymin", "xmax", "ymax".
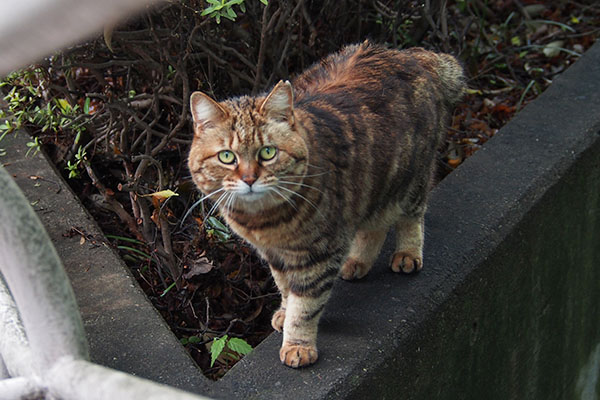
[{"xmin": 188, "ymin": 41, "xmax": 465, "ymax": 368}]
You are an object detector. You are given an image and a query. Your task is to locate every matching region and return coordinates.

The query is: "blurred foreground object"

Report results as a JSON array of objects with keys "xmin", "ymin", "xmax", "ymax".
[{"xmin": 0, "ymin": 0, "xmax": 161, "ymax": 77}]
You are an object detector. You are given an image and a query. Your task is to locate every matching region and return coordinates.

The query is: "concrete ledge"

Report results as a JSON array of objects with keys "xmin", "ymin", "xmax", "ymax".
[{"xmin": 2, "ymin": 40, "xmax": 600, "ymax": 399}]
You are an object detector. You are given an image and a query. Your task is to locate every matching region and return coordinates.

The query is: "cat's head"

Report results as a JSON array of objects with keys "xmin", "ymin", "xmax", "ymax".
[{"xmin": 188, "ymin": 80, "xmax": 308, "ymax": 213}]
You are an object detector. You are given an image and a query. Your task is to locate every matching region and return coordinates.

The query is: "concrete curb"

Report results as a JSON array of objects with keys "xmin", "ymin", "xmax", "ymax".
[{"xmin": 2, "ymin": 40, "xmax": 599, "ymax": 399}]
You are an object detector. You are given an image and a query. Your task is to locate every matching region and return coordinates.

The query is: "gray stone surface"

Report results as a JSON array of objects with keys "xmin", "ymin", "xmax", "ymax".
[{"xmin": 1, "ymin": 40, "xmax": 599, "ymax": 399}]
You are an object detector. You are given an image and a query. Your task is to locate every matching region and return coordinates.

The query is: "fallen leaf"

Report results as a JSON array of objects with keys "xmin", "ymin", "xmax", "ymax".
[
  {"xmin": 140, "ymin": 189, "xmax": 179, "ymax": 200},
  {"xmin": 183, "ymin": 257, "xmax": 214, "ymax": 279},
  {"xmin": 543, "ymin": 40, "xmax": 564, "ymax": 58}
]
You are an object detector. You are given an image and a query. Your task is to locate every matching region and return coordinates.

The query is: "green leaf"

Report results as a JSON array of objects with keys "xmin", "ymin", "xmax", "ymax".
[
  {"xmin": 210, "ymin": 335, "xmax": 228, "ymax": 367},
  {"xmin": 160, "ymin": 281, "xmax": 177, "ymax": 297},
  {"xmin": 226, "ymin": 7, "xmax": 237, "ymax": 20},
  {"xmin": 227, "ymin": 337, "xmax": 252, "ymax": 355},
  {"xmin": 56, "ymin": 98, "xmax": 71, "ymax": 113},
  {"xmin": 201, "ymin": 6, "xmax": 217, "ymax": 16},
  {"xmin": 206, "ymin": 216, "xmax": 229, "ymax": 232},
  {"xmin": 188, "ymin": 335, "xmax": 202, "ymax": 344},
  {"xmin": 260, "ymin": 0, "xmax": 268, "ymax": 5},
  {"xmin": 84, "ymin": 97, "xmax": 91, "ymax": 114}
]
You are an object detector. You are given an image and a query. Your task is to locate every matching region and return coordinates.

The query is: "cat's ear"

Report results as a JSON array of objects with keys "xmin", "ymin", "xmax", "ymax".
[
  {"xmin": 260, "ymin": 80, "xmax": 294, "ymax": 124},
  {"xmin": 190, "ymin": 91, "xmax": 227, "ymax": 131}
]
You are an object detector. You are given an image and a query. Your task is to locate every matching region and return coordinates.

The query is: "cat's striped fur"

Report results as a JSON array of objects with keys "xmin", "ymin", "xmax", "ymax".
[{"xmin": 188, "ymin": 41, "xmax": 465, "ymax": 368}]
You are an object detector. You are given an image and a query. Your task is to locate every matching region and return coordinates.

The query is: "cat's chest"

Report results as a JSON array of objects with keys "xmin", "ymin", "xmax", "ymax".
[
  {"xmin": 225, "ymin": 216, "xmax": 282, "ymax": 249},
  {"xmin": 224, "ymin": 209, "xmax": 318, "ymax": 253}
]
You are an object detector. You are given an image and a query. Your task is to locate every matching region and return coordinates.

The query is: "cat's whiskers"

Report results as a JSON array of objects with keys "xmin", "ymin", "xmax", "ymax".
[
  {"xmin": 225, "ymin": 191, "xmax": 238, "ymax": 215},
  {"xmin": 267, "ymin": 186, "xmax": 298, "ymax": 211},
  {"xmin": 180, "ymin": 187, "xmax": 226, "ymax": 226},
  {"xmin": 207, "ymin": 191, "xmax": 231, "ymax": 218},
  {"xmin": 276, "ymin": 185, "xmax": 324, "ymax": 218},
  {"xmin": 306, "ymin": 162, "xmax": 329, "ymax": 171},
  {"xmin": 279, "ymin": 170, "xmax": 332, "ymax": 179},
  {"xmin": 278, "ymin": 180, "xmax": 324, "ymax": 195}
]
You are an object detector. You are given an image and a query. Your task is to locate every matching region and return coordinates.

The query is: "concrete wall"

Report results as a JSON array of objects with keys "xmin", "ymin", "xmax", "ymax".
[
  {"xmin": 345, "ymin": 140, "xmax": 600, "ymax": 400},
  {"xmin": 3, "ymin": 41, "xmax": 600, "ymax": 400}
]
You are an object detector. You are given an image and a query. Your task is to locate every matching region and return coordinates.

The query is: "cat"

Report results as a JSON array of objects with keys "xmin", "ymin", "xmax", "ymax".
[{"xmin": 188, "ymin": 41, "xmax": 465, "ymax": 368}]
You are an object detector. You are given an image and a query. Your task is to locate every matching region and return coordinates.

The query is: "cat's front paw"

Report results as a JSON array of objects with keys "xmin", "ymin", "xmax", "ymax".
[
  {"xmin": 391, "ymin": 251, "xmax": 423, "ymax": 274},
  {"xmin": 271, "ymin": 309, "xmax": 286, "ymax": 332},
  {"xmin": 280, "ymin": 342, "xmax": 318, "ymax": 368},
  {"xmin": 340, "ymin": 258, "xmax": 370, "ymax": 280}
]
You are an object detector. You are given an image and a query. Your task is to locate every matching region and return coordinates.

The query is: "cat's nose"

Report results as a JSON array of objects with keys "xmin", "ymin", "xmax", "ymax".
[{"xmin": 242, "ymin": 174, "xmax": 257, "ymax": 187}]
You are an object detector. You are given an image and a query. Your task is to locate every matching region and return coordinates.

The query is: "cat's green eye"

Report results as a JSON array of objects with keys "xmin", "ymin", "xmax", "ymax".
[
  {"xmin": 258, "ymin": 146, "xmax": 277, "ymax": 162},
  {"xmin": 218, "ymin": 150, "xmax": 236, "ymax": 165}
]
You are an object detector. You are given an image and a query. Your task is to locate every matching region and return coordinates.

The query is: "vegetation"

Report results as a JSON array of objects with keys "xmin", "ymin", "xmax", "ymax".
[{"xmin": 1, "ymin": 0, "xmax": 598, "ymax": 379}]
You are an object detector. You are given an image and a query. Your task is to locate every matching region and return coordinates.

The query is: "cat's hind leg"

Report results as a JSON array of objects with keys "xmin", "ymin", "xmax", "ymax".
[
  {"xmin": 391, "ymin": 214, "xmax": 424, "ymax": 274},
  {"xmin": 340, "ymin": 227, "xmax": 388, "ymax": 280}
]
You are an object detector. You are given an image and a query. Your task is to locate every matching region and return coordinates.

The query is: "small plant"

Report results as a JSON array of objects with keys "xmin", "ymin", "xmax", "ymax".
[
  {"xmin": 2, "ymin": 68, "xmax": 93, "ymax": 172},
  {"xmin": 0, "ymin": 119, "xmax": 13, "ymax": 136},
  {"xmin": 65, "ymin": 146, "xmax": 87, "ymax": 178},
  {"xmin": 208, "ymin": 335, "xmax": 253, "ymax": 367},
  {"xmin": 201, "ymin": 0, "xmax": 267, "ymax": 24},
  {"xmin": 25, "ymin": 136, "xmax": 41, "ymax": 157},
  {"xmin": 166, "ymin": 65, "xmax": 177, "ymax": 80},
  {"xmin": 205, "ymin": 216, "xmax": 232, "ymax": 242}
]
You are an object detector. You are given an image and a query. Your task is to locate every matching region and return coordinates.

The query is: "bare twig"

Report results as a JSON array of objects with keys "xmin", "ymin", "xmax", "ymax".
[
  {"xmin": 83, "ymin": 161, "xmax": 143, "ymax": 241},
  {"xmin": 253, "ymin": 1, "xmax": 279, "ymax": 94}
]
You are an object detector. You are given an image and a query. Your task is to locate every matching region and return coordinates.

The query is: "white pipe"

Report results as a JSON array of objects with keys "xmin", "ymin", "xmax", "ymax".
[
  {"xmin": 46, "ymin": 358, "xmax": 212, "ymax": 400},
  {"xmin": 0, "ymin": 274, "xmax": 35, "ymax": 378},
  {"xmin": 0, "ymin": 355, "xmax": 9, "ymax": 380},
  {"xmin": 0, "ymin": 377, "xmax": 45, "ymax": 400},
  {"xmin": 0, "ymin": 166, "xmax": 89, "ymax": 375}
]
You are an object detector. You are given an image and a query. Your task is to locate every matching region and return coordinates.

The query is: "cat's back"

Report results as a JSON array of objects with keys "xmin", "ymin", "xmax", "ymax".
[{"xmin": 293, "ymin": 41, "xmax": 464, "ymax": 108}]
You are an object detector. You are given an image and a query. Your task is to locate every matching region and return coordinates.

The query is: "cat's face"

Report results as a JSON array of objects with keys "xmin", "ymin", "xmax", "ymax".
[{"xmin": 188, "ymin": 81, "xmax": 308, "ymax": 213}]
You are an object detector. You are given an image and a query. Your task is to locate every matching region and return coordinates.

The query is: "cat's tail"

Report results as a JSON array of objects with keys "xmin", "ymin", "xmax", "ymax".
[{"xmin": 435, "ymin": 53, "xmax": 466, "ymax": 106}]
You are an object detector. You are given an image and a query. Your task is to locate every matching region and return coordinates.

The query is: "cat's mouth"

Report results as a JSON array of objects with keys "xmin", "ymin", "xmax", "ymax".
[
  {"xmin": 220, "ymin": 180, "xmax": 297, "ymax": 211},
  {"xmin": 237, "ymin": 190, "xmax": 267, "ymax": 202},
  {"xmin": 232, "ymin": 183, "xmax": 271, "ymax": 203}
]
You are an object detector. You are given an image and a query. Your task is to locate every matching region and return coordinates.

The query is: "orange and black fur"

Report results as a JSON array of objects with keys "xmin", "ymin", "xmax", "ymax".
[{"xmin": 188, "ymin": 41, "xmax": 465, "ymax": 368}]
